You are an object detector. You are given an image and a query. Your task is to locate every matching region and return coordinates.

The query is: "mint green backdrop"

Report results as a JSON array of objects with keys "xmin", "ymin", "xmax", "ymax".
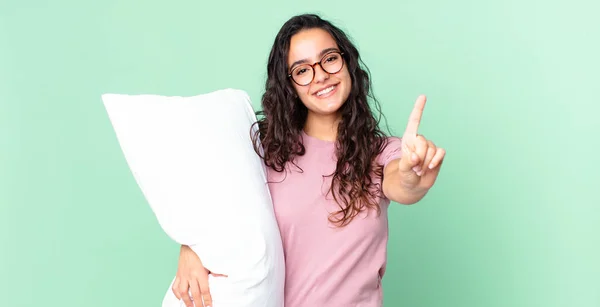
[{"xmin": 1, "ymin": 0, "xmax": 599, "ymax": 306}]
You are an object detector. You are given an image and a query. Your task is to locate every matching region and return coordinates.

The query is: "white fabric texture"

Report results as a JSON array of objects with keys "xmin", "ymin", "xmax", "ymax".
[{"xmin": 102, "ymin": 88, "xmax": 285, "ymax": 307}]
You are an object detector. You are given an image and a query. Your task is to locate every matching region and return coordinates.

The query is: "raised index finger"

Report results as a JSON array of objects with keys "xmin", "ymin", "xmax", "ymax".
[{"xmin": 404, "ymin": 95, "xmax": 426, "ymax": 136}]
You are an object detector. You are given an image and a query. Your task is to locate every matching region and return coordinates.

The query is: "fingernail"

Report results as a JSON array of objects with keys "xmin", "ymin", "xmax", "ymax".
[
  {"xmin": 429, "ymin": 163, "xmax": 434, "ymax": 169},
  {"xmin": 412, "ymin": 166, "xmax": 421, "ymax": 172}
]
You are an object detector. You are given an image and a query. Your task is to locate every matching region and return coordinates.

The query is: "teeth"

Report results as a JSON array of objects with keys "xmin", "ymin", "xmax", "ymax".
[{"xmin": 317, "ymin": 85, "xmax": 335, "ymax": 96}]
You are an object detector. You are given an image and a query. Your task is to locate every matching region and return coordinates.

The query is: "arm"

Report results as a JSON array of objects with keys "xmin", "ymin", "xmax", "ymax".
[
  {"xmin": 382, "ymin": 158, "xmax": 430, "ymax": 204},
  {"xmin": 382, "ymin": 95, "xmax": 445, "ymax": 204}
]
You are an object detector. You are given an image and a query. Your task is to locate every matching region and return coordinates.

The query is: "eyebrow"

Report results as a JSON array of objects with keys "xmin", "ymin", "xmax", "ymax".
[{"xmin": 289, "ymin": 47, "xmax": 340, "ymax": 71}]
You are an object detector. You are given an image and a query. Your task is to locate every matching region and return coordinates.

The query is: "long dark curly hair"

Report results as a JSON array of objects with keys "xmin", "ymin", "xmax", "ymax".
[{"xmin": 251, "ymin": 13, "xmax": 391, "ymax": 227}]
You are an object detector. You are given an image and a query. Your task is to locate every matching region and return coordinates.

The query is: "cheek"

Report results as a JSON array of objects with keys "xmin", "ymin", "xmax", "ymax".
[
  {"xmin": 334, "ymin": 67, "xmax": 351, "ymax": 88},
  {"xmin": 289, "ymin": 83, "xmax": 303, "ymax": 97},
  {"xmin": 342, "ymin": 69, "xmax": 352, "ymax": 84},
  {"xmin": 293, "ymin": 86, "xmax": 312, "ymax": 107},
  {"xmin": 341, "ymin": 73, "xmax": 352, "ymax": 93},
  {"xmin": 296, "ymin": 85, "xmax": 312, "ymax": 97}
]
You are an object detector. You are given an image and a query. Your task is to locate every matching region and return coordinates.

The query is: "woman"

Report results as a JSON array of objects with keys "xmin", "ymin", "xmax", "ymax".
[{"xmin": 172, "ymin": 13, "xmax": 445, "ymax": 307}]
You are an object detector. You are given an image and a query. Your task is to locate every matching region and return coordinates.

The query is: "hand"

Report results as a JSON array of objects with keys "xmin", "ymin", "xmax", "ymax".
[
  {"xmin": 171, "ymin": 245, "xmax": 227, "ymax": 307},
  {"xmin": 397, "ymin": 95, "xmax": 445, "ymax": 190}
]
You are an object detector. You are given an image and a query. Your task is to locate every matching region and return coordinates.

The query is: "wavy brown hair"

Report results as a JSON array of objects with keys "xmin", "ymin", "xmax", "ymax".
[{"xmin": 251, "ymin": 14, "xmax": 391, "ymax": 227}]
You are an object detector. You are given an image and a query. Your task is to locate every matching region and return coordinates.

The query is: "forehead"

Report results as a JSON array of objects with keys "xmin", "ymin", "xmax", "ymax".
[{"xmin": 288, "ymin": 28, "xmax": 338, "ymax": 64}]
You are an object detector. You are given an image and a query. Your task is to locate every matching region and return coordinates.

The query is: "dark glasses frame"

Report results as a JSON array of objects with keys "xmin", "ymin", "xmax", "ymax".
[{"xmin": 288, "ymin": 51, "xmax": 345, "ymax": 86}]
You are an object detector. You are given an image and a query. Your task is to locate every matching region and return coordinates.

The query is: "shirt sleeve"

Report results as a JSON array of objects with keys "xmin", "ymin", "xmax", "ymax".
[{"xmin": 378, "ymin": 136, "xmax": 403, "ymax": 168}]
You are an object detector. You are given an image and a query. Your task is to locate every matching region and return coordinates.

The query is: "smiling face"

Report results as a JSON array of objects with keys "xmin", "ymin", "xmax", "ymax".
[{"xmin": 287, "ymin": 28, "xmax": 352, "ymax": 119}]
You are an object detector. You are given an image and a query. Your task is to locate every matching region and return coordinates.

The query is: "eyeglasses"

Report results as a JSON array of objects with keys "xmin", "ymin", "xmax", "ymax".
[{"xmin": 288, "ymin": 51, "xmax": 345, "ymax": 86}]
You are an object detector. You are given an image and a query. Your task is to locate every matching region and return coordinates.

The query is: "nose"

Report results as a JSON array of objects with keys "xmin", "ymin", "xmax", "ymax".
[{"xmin": 312, "ymin": 63, "xmax": 330, "ymax": 84}]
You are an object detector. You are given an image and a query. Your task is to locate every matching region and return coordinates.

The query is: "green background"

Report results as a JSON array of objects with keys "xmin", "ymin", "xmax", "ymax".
[{"xmin": 1, "ymin": 0, "xmax": 599, "ymax": 306}]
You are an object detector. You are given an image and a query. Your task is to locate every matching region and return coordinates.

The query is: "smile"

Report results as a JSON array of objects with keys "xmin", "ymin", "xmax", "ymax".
[{"xmin": 315, "ymin": 85, "xmax": 337, "ymax": 97}]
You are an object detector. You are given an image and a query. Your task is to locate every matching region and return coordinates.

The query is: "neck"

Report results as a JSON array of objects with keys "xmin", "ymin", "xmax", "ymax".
[{"xmin": 303, "ymin": 111, "xmax": 341, "ymax": 142}]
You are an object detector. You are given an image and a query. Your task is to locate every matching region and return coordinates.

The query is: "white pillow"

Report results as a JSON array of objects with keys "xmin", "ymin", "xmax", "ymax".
[{"xmin": 101, "ymin": 88, "xmax": 285, "ymax": 307}]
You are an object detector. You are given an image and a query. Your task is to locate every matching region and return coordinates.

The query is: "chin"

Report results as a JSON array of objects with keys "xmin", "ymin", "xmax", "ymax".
[{"xmin": 312, "ymin": 88, "xmax": 348, "ymax": 113}]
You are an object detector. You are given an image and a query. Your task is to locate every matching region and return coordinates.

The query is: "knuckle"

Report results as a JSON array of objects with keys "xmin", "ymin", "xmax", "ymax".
[
  {"xmin": 191, "ymin": 285, "xmax": 201, "ymax": 295},
  {"xmin": 192, "ymin": 268, "xmax": 206, "ymax": 277}
]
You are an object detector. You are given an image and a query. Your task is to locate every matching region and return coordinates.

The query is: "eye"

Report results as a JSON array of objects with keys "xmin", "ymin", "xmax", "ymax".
[
  {"xmin": 295, "ymin": 67, "xmax": 309, "ymax": 76},
  {"xmin": 325, "ymin": 54, "xmax": 339, "ymax": 62}
]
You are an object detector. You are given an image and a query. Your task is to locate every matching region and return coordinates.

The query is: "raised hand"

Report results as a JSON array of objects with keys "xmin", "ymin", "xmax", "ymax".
[{"xmin": 397, "ymin": 95, "xmax": 445, "ymax": 190}]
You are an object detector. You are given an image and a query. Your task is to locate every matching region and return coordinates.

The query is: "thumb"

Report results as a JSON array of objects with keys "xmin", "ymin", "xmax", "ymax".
[{"xmin": 398, "ymin": 142, "xmax": 420, "ymax": 173}]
